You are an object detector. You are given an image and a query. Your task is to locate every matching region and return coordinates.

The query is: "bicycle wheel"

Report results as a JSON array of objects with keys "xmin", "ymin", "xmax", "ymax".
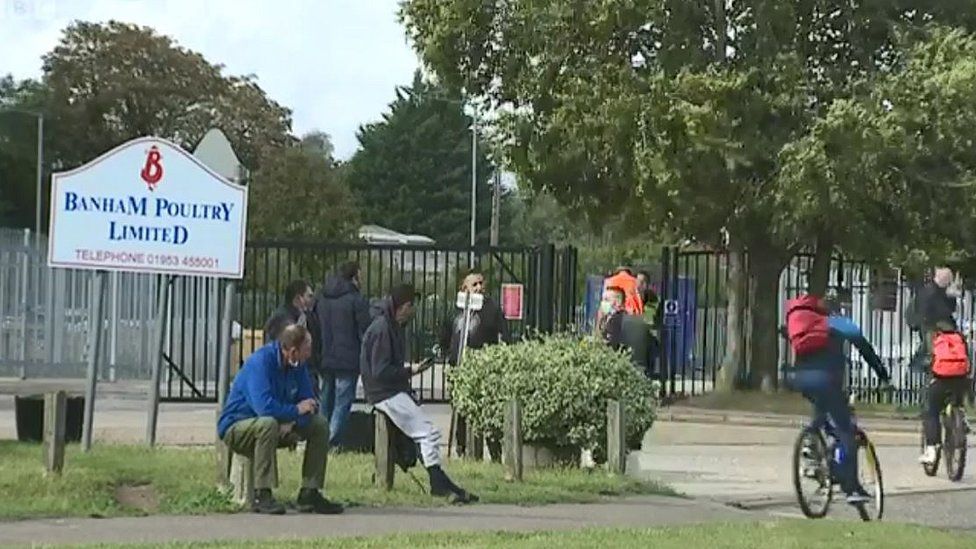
[
  {"xmin": 793, "ymin": 427, "xmax": 833, "ymax": 519},
  {"xmin": 921, "ymin": 429, "xmax": 940, "ymax": 477},
  {"xmin": 944, "ymin": 408, "xmax": 967, "ymax": 482},
  {"xmin": 856, "ymin": 434, "xmax": 884, "ymax": 521}
]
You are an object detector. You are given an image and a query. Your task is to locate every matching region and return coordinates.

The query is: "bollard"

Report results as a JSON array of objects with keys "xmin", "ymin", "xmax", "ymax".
[
  {"xmin": 374, "ymin": 411, "xmax": 395, "ymax": 490},
  {"xmin": 503, "ymin": 399, "xmax": 523, "ymax": 481},
  {"xmin": 43, "ymin": 391, "xmax": 67, "ymax": 475},
  {"xmin": 229, "ymin": 453, "xmax": 254, "ymax": 506},
  {"xmin": 607, "ymin": 399, "xmax": 626, "ymax": 475}
]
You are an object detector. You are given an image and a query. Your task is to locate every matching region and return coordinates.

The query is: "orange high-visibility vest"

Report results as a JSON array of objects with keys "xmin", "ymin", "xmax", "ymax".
[{"xmin": 603, "ymin": 271, "xmax": 643, "ymax": 315}]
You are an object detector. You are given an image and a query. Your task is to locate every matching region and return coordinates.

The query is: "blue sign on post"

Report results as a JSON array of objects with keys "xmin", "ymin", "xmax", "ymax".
[{"xmin": 663, "ymin": 299, "xmax": 680, "ymax": 327}]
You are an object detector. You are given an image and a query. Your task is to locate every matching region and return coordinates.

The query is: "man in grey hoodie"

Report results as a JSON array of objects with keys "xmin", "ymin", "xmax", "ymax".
[
  {"xmin": 361, "ymin": 284, "xmax": 478, "ymax": 504},
  {"xmin": 316, "ymin": 262, "xmax": 371, "ymax": 448}
]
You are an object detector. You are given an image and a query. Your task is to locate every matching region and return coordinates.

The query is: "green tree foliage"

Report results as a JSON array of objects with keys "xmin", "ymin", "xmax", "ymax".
[
  {"xmin": 344, "ymin": 71, "xmax": 494, "ymax": 246},
  {"xmin": 400, "ymin": 0, "xmax": 976, "ymax": 392},
  {"xmin": 40, "ymin": 21, "xmax": 293, "ymax": 170},
  {"xmin": 248, "ymin": 136, "xmax": 359, "ymax": 241}
]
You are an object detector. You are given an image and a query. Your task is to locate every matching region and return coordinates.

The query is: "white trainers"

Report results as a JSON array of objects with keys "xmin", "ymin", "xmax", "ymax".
[
  {"xmin": 919, "ymin": 445, "xmax": 939, "ymax": 464},
  {"xmin": 846, "ymin": 491, "xmax": 872, "ymax": 505}
]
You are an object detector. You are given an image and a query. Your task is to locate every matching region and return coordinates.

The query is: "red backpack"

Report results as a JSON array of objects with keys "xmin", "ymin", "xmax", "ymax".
[
  {"xmin": 932, "ymin": 332, "xmax": 970, "ymax": 378},
  {"xmin": 786, "ymin": 295, "xmax": 831, "ymax": 356}
]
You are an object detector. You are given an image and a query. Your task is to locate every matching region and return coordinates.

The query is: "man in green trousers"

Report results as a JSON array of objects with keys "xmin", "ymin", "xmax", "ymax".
[{"xmin": 218, "ymin": 324, "xmax": 342, "ymax": 515}]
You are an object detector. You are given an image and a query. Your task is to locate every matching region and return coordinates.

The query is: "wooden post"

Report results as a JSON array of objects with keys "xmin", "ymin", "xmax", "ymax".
[
  {"xmin": 503, "ymin": 399, "xmax": 523, "ymax": 481},
  {"xmin": 607, "ymin": 399, "xmax": 626, "ymax": 475},
  {"xmin": 465, "ymin": 423, "xmax": 484, "ymax": 462},
  {"xmin": 43, "ymin": 391, "xmax": 67, "ymax": 475},
  {"xmin": 374, "ymin": 411, "xmax": 395, "ymax": 490}
]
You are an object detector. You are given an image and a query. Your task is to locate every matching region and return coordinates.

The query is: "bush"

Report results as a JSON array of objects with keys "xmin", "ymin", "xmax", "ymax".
[{"xmin": 449, "ymin": 333, "xmax": 658, "ymax": 463}]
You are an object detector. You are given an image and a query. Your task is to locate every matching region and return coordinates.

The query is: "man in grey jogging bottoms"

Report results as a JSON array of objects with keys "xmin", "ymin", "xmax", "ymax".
[{"xmin": 360, "ymin": 284, "xmax": 478, "ymax": 504}]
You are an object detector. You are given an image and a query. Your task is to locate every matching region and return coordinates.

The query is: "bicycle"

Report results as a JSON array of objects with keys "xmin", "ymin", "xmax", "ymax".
[
  {"xmin": 792, "ymin": 396, "xmax": 884, "ymax": 521},
  {"xmin": 920, "ymin": 397, "xmax": 967, "ymax": 482}
]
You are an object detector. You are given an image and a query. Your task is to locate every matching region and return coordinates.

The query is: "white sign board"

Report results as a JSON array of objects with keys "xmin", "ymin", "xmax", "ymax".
[{"xmin": 47, "ymin": 136, "xmax": 247, "ymax": 278}]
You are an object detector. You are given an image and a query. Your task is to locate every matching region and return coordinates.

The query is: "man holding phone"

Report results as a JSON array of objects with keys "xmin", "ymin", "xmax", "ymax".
[
  {"xmin": 218, "ymin": 324, "xmax": 343, "ymax": 515},
  {"xmin": 362, "ymin": 284, "xmax": 478, "ymax": 504}
]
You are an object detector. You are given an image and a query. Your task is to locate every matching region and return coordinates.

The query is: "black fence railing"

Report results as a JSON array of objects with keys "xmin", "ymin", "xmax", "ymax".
[
  {"xmin": 658, "ymin": 247, "xmax": 975, "ymax": 405},
  {"xmin": 222, "ymin": 241, "xmax": 578, "ymax": 404}
]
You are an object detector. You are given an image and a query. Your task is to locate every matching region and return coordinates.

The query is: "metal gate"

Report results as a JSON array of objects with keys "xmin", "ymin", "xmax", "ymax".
[
  {"xmin": 234, "ymin": 242, "xmax": 578, "ymax": 403},
  {"xmin": 658, "ymin": 247, "xmax": 975, "ymax": 404}
]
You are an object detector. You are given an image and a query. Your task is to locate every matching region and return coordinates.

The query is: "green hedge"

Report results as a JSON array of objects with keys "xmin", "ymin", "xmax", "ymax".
[{"xmin": 449, "ymin": 333, "xmax": 658, "ymax": 463}]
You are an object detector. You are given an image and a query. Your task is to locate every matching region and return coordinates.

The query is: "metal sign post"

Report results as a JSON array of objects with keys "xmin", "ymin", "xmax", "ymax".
[{"xmin": 81, "ymin": 270, "xmax": 107, "ymax": 452}]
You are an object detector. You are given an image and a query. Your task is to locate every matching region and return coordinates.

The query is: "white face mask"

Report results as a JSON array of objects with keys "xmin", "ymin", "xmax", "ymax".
[{"xmin": 288, "ymin": 359, "xmax": 299, "ymax": 368}]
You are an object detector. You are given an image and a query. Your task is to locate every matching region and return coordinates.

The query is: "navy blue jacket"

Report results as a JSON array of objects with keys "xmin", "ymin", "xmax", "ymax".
[
  {"xmin": 796, "ymin": 315, "xmax": 890, "ymax": 383},
  {"xmin": 317, "ymin": 275, "xmax": 371, "ymax": 374},
  {"xmin": 217, "ymin": 340, "xmax": 316, "ymax": 439}
]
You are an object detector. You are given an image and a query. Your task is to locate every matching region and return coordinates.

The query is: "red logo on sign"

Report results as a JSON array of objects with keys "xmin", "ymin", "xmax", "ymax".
[{"xmin": 140, "ymin": 146, "xmax": 164, "ymax": 191}]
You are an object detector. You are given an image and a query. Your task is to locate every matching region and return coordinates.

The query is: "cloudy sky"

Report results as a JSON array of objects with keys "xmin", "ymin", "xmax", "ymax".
[{"xmin": 0, "ymin": 0, "xmax": 421, "ymax": 159}]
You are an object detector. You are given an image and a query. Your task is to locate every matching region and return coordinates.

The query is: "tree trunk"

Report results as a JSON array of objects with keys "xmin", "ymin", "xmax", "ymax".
[
  {"xmin": 808, "ymin": 234, "xmax": 834, "ymax": 296},
  {"xmin": 748, "ymin": 257, "xmax": 786, "ymax": 393},
  {"xmin": 716, "ymin": 247, "xmax": 746, "ymax": 392}
]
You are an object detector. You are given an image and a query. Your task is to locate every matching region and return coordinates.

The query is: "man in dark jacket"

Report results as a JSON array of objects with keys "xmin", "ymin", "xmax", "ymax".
[
  {"xmin": 440, "ymin": 271, "xmax": 509, "ymax": 366},
  {"xmin": 316, "ymin": 262, "xmax": 371, "ymax": 449},
  {"xmin": 909, "ymin": 267, "xmax": 959, "ymax": 370},
  {"xmin": 218, "ymin": 324, "xmax": 342, "ymax": 515},
  {"xmin": 362, "ymin": 284, "xmax": 477, "ymax": 504},
  {"xmin": 439, "ymin": 270, "xmax": 508, "ymax": 459},
  {"xmin": 264, "ymin": 280, "xmax": 314, "ymax": 343}
]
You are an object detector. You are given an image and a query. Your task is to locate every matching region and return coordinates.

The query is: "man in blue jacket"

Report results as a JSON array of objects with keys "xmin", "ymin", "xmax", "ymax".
[
  {"xmin": 218, "ymin": 324, "xmax": 342, "ymax": 515},
  {"xmin": 317, "ymin": 261, "xmax": 371, "ymax": 449},
  {"xmin": 793, "ymin": 297, "xmax": 891, "ymax": 505}
]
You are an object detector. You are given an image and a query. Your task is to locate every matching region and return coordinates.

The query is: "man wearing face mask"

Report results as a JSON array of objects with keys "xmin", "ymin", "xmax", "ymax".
[
  {"xmin": 218, "ymin": 324, "xmax": 342, "ymax": 515},
  {"xmin": 439, "ymin": 270, "xmax": 508, "ymax": 459},
  {"xmin": 363, "ymin": 284, "xmax": 478, "ymax": 504}
]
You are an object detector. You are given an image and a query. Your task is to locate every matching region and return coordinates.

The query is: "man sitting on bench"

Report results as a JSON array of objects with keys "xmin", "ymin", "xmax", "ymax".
[
  {"xmin": 217, "ymin": 324, "xmax": 343, "ymax": 515},
  {"xmin": 361, "ymin": 284, "xmax": 478, "ymax": 504}
]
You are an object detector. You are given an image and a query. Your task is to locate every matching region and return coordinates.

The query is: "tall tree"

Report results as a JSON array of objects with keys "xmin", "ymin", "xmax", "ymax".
[
  {"xmin": 0, "ymin": 21, "xmax": 296, "ymax": 231},
  {"xmin": 345, "ymin": 71, "xmax": 494, "ymax": 246},
  {"xmin": 40, "ymin": 20, "xmax": 293, "ymax": 170},
  {"xmin": 401, "ymin": 0, "xmax": 976, "ymax": 391},
  {"xmin": 247, "ymin": 140, "xmax": 359, "ymax": 241},
  {"xmin": 0, "ymin": 75, "xmax": 45, "ymax": 228}
]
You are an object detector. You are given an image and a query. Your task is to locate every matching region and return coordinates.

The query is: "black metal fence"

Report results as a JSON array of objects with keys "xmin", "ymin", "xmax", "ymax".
[
  {"xmin": 657, "ymin": 247, "xmax": 976, "ymax": 405},
  {"xmin": 227, "ymin": 241, "xmax": 578, "ymax": 404}
]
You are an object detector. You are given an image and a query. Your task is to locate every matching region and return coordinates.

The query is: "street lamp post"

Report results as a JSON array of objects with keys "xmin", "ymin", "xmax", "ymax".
[{"xmin": 470, "ymin": 104, "xmax": 478, "ymax": 251}]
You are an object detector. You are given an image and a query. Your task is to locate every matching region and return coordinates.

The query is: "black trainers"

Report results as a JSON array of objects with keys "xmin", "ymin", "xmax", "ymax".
[
  {"xmin": 449, "ymin": 489, "xmax": 480, "ymax": 505},
  {"xmin": 427, "ymin": 465, "xmax": 478, "ymax": 504},
  {"xmin": 252, "ymin": 488, "xmax": 286, "ymax": 515},
  {"xmin": 296, "ymin": 488, "xmax": 344, "ymax": 515}
]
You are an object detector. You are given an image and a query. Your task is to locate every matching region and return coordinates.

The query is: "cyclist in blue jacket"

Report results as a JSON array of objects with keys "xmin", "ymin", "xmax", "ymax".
[{"xmin": 793, "ymin": 297, "xmax": 892, "ymax": 504}]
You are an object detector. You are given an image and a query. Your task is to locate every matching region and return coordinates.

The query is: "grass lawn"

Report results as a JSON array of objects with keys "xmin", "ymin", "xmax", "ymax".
[
  {"xmin": 0, "ymin": 441, "xmax": 670, "ymax": 520},
  {"xmin": 85, "ymin": 521, "xmax": 976, "ymax": 548},
  {"xmin": 680, "ymin": 391, "xmax": 921, "ymax": 418}
]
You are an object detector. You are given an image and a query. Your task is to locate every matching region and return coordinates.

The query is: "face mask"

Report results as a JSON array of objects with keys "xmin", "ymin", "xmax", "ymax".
[
  {"xmin": 600, "ymin": 300, "xmax": 614, "ymax": 314},
  {"xmin": 288, "ymin": 359, "xmax": 299, "ymax": 367}
]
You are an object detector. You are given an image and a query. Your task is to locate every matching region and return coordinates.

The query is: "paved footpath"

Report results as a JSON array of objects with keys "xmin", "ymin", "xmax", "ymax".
[{"xmin": 0, "ymin": 496, "xmax": 749, "ymax": 546}]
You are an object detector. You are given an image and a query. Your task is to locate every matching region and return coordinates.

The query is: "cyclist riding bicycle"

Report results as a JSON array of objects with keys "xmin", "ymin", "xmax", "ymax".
[
  {"xmin": 919, "ymin": 319, "xmax": 973, "ymax": 465},
  {"xmin": 787, "ymin": 294, "xmax": 892, "ymax": 504}
]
